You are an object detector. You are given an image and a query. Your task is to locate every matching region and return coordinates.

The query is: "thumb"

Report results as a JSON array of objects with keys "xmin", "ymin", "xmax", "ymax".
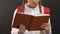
[{"xmin": 19, "ymin": 24, "xmax": 25, "ymax": 32}]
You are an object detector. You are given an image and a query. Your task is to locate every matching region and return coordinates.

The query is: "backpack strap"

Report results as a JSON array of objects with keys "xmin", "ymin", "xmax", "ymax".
[
  {"xmin": 17, "ymin": 6, "xmax": 22, "ymax": 12},
  {"xmin": 44, "ymin": 6, "xmax": 50, "ymax": 14}
]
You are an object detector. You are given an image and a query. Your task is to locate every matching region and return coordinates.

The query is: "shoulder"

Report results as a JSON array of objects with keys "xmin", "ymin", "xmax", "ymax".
[
  {"xmin": 17, "ymin": 6, "xmax": 22, "ymax": 12},
  {"xmin": 44, "ymin": 6, "xmax": 50, "ymax": 14}
]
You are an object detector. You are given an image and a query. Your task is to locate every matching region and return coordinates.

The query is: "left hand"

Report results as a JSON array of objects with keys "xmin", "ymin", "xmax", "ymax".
[{"xmin": 41, "ymin": 23, "xmax": 51, "ymax": 30}]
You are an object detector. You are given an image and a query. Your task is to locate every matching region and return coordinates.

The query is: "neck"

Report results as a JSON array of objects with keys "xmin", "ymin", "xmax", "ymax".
[{"xmin": 26, "ymin": 3, "xmax": 38, "ymax": 8}]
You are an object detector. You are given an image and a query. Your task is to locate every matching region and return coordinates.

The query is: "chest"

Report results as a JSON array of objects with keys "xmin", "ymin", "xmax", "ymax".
[{"xmin": 24, "ymin": 7, "xmax": 44, "ymax": 16}]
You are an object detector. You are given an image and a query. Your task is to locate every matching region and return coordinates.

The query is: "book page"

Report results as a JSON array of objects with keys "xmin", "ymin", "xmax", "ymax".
[{"xmin": 17, "ymin": 12, "xmax": 50, "ymax": 17}]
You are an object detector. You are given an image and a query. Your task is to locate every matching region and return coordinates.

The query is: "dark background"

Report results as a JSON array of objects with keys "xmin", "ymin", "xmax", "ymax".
[{"xmin": 0, "ymin": 0, "xmax": 60, "ymax": 34}]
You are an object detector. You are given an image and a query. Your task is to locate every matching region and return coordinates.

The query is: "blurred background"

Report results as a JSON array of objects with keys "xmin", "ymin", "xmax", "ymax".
[{"xmin": 0, "ymin": 0, "xmax": 60, "ymax": 34}]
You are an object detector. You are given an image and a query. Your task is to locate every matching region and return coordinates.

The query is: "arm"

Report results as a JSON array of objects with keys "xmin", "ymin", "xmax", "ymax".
[
  {"xmin": 11, "ymin": 9, "xmax": 29, "ymax": 34},
  {"xmin": 11, "ymin": 9, "xmax": 23, "ymax": 34},
  {"xmin": 11, "ymin": 9, "xmax": 19, "ymax": 34}
]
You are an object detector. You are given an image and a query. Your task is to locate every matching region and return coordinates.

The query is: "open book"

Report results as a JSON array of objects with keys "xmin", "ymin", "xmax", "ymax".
[{"xmin": 13, "ymin": 12, "xmax": 50, "ymax": 31}]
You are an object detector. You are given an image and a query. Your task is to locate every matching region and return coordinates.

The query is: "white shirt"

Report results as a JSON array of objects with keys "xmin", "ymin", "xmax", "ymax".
[{"xmin": 11, "ymin": 5, "xmax": 52, "ymax": 34}]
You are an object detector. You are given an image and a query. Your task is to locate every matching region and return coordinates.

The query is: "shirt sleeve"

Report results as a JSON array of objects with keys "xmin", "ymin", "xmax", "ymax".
[
  {"xmin": 48, "ymin": 18, "xmax": 52, "ymax": 34},
  {"xmin": 11, "ymin": 9, "xmax": 18, "ymax": 34},
  {"xmin": 11, "ymin": 28, "xmax": 19, "ymax": 34}
]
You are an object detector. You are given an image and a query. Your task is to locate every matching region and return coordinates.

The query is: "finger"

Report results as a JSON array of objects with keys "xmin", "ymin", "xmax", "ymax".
[
  {"xmin": 20, "ymin": 24, "xmax": 25, "ymax": 30},
  {"xmin": 42, "ymin": 23, "xmax": 49, "ymax": 27},
  {"xmin": 41, "ymin": 24, "xmax": 50, "ymax": 30},
  {"xmin": 19, "ymin": 24, "xmax": 25, "ymax": 28},
  {"xmin": 19, "ymin": 24, "xmax": 25, "ymax": 32},
  {"xmin": 42, "ymin": 25, "xmax": 50, "ymax": 30},
  {"xmin": 41, "ymin": 24, "xmax": 48, "ymax": 28}
]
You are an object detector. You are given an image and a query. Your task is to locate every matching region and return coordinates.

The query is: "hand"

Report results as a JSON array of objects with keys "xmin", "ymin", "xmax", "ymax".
[
  {"xmin": 18, "ymin": 24, "xmax": 25, "ymax": 34},
  {"xmin": 41, "ymin": 23, "xmax": 51, "ymax": 30}
]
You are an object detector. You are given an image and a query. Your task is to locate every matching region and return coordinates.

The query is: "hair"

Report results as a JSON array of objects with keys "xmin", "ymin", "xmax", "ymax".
[
  {"xmin": 22, "ymin": 0, "xmax": 25, "ymax": 13},
  {"xmin": 22, "ymin": 0, "xmax": 42, "ymax": 13},
  {"xmin": 39, "ymin": 0, "xmax": 42, "ymax": 13}
]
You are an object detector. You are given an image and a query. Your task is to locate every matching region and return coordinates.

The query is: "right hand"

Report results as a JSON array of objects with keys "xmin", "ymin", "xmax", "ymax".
[{"xmin": 18, "ymin": 24, "xmax": 25, "ymax": 34}]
